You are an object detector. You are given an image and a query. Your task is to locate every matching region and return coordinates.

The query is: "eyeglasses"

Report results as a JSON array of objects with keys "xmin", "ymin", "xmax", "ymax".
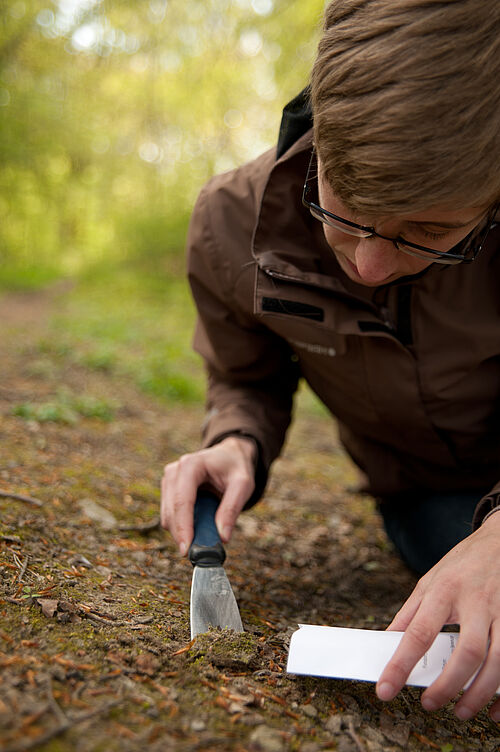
[{"xmin": 302, "ymin": 150, "xmax": 497, "ymax": 265}]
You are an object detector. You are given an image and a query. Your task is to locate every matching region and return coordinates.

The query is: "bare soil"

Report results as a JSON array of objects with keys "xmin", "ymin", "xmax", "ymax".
[{"xmin": 0, "ymin": 287, "xmax": 498, "ymax": 752}]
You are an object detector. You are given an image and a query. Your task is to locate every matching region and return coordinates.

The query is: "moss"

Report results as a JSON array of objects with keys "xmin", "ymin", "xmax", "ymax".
[
  {"xmin": 126, "ymin": 481, "xmax": 160, "ymax": 502},
  {"xmin": 188, "ymin": 628, "xmax": 260, "ymax": 670}
]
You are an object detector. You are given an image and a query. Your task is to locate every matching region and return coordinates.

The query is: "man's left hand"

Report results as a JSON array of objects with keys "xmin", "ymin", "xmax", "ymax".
[{"xmin": 376, "ymin": 511, "xmax": 500, "ymax": 721}]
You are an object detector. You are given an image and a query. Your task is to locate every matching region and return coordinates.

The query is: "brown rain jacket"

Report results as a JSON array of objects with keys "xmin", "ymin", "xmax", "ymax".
[{"xmin": 186, "ymin": 101, "xmax": 500, "ymax": 530}]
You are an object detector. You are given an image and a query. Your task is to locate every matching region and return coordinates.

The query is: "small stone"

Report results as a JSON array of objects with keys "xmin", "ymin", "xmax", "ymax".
[
  {"xmin": 190, "ymin": 719, "xmax": 206, "ymax": 732},
  {"xmin": 363, "ymin": 726, "xmax": 386, "ymax": 745},
  {"xmin": 325, "ymin": 714, "xmax": 342, "ymax": 735},
  {"xmin": 301, "ymin": 703, "xmax": 318, "ymax": 718},
  {"xmin": 336, "ymin": 739, "xmax": 357, "ymax": 752},
  {"xmin": 379, "ymin": 712, "xmax": 410, "ymax": 747},
  {"xmin": 249, "ymin": 725, "xmax": 284, "ymax": 752},
  {"xmin": 241, "ymin": 713, "xmax": 264, "ymax": 727},
  {"xmin": 68, "ymin": 553, "xmax": 92, "ymax": 568},
  {"xmin": 341, "ymin": 713, "xmax": 359, "ymax": 730},
  {"xmin": 95, "ymin": 565, "xmax": 112, "ymax": 577},
  {"xmin": 338, "ymin": 694, "xmax": 360, "ymax": 713},
  {"xmin": 77, "ymin": 499, "xmax": 117, "ymax": 529}
]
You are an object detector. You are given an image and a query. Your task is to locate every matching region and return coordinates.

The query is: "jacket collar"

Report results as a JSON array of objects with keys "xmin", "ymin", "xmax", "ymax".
[{"xmin": 252, "ymin": 129, "xmax": 348, "ymax": 291}]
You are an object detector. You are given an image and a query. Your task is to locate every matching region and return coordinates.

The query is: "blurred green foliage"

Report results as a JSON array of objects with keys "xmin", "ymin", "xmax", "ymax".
[
  {"xmin": 0, "ymin": 0, "xmax": 323, "ymax": 281},
  {"xmin": 1, "ymin": 0, "xmax": 324, "ymax": 406}
]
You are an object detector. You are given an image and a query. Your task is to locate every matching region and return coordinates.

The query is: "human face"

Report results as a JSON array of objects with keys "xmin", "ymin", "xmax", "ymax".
[{"xmin": 316, "ymin": 158, "xmax": 491, "ymax": 287}]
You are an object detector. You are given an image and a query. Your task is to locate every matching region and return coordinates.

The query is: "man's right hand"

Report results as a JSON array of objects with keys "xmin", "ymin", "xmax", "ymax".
[{"xmin": 160, "ymin": 436, "xmax": 257, "ymax": 556}]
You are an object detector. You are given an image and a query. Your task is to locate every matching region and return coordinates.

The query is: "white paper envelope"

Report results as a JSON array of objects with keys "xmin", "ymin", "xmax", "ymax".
[{"xmin": 287, "ymin": 624, "xmax": 500, "ymax": 693}]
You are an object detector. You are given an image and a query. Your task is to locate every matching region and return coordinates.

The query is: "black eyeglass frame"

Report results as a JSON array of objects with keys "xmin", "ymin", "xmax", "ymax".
[{"xmin": 302, "ymin": 150, "xmax": 497, "ymax": 265}]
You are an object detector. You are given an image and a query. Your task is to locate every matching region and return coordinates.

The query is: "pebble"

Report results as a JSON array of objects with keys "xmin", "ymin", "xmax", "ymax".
[
  {"xmin": 301, "ymin": 703, "xmax": 318, "ymax": 718},
  {"xmin": 324, "ymin": 714, "xmax": 342, "ymax": 735},
  {"xmin": 77, "ymin": 498, "xmax": 117, "ymax": 529},
  {"xmin": 363, "ymin": 726, "xmax": 386, "ymax": 746},
  {"xmin": 336, "ymin": 739, "xmax": 357, "ymax": 752},
  {"xmin": 95, "ymin": 565, "xmax": 112, "ymax": 577},
  {"xmin": 241, "ymin": 713, "xmax": 264, "ymax": 727},
  {"xmin": 190, "ymin": 719, "xmax": 206, "ymax": 732},
  {"xmin": 300, "ymin": 742, "xmax": 321, "ymax": 752},
  {"xmin": 300, "ymin": 744, "xmax": 320, "ymax": 752},
  {"xmin": 379, "ymin": 712, "xmax": 410, "ymax": 747},
  {"xmin": 249, "ymin": 725, "xmax": 284, "ymax": 752}
]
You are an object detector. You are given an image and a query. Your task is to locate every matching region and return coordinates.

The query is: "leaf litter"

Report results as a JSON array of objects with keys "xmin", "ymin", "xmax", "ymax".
[{"xmin": 0, "ymin": 288, "xmax": 498, "ymax": 751}]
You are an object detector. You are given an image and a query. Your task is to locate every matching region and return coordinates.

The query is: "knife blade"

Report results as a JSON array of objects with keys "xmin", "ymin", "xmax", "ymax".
[{"xmin": 189, "ymin": 491, "xmax": 244, "ymax": 639}]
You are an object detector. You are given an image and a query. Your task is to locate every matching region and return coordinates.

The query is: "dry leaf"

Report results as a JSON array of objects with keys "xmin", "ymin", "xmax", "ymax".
[{"xmin": 37, "ymin": 598, "xmax": 59, "ymax": 618}]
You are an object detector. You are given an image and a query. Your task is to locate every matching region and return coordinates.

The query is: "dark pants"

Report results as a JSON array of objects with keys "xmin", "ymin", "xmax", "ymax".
[{"xmin": 378, "ymin": 492, "xmax": 480, "ymax": 576}]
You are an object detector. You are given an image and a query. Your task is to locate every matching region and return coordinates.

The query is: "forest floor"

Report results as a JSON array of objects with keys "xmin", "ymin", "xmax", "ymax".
[{"xmin": 0, "ymin": 286, "xmax": 498, "ymax": 752}]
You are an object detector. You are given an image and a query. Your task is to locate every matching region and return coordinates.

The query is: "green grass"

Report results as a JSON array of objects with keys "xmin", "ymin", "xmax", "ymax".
[
  {"xmin": 0, "ymin": 266, "xmax": 62, "ymax": 292},
  {"xmin": 46, "ymin": 267, "xmax": 205, "ymax": 405},
  {"xmin": 1, "ymin": 258, "xmax": 332, "ymax": 414},
  {"xmin": 12, "ymin": 388, "xmax": 117, "ymax": 424}
]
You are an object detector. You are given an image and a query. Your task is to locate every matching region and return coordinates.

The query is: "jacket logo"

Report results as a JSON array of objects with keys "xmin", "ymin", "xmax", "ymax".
[{"xmin": 290, "ymin": 338, "xmax": 336, "ymax": 357}]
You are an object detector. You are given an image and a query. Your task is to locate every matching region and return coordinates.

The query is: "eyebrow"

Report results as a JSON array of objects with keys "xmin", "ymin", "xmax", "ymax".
[{"xmin": 408, "ymin": 210, "xmax": 486, "ymax": 230}]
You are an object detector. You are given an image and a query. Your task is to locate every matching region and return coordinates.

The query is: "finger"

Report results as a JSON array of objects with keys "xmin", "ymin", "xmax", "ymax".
[
  {"xmin": 216, "ymin": 472, "xmax": 255, "ymax": 543},
  {"xmin": 420, "ymin": 611, "xmax": 490, "ymax": 712},
  {"xmin": 160, "ymin": 467, "xmax": 174, "ymax": 530},
  {"xmin": 453, "ymin": 619, "xmax": 500, "ymax": 719},
  {"xmin": 170, "ymin": 454, "xmax": 209, "ymax": 555},
  {"xmin": 377, "ymin": 596, "xmax": 450, "ymax": 702},
  {"xmin": 387, "ymin": 581, "xmax": 425, "ymax": 631},
  {"xmin": 162, "ymin": 455, "xmax": 208, "ymax": 555}
]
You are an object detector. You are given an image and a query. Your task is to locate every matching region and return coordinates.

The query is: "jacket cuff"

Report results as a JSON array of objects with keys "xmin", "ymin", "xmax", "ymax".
[
  {"xmin": 207, "ymin": 431, "xmax": 269, "ymax": 510},
  {"xmin": 472, "ymin": 487, "xmax": 500, "ymax": 529}
]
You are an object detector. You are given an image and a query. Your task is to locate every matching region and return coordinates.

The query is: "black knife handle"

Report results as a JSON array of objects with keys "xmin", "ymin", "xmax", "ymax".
[{"xmin": 188, "ymin": 491, "xmax": 226, "ymax": 568}]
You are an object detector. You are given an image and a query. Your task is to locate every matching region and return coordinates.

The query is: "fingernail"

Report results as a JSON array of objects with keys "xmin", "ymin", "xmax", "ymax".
[
  {"xmin": 422, "ymin": 697, "xmax": 438, "ymax": 712},
  {"xmin": 455, "ymin": 706, "xmax": 473, "ymax": 720},
  {"xmin": 179, "ymin": 541, "xmax": 188, "ymax": 557},
  {"xmin": 490, "ymin": 709, "xmax": 500, "ymax": 723},
  {"xmin": 377, "ymin": 682, "xmax": 396, "ymax": 701}
]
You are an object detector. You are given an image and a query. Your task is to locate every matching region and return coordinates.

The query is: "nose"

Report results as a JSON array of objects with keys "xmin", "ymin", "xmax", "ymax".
[{"xmin": 353, "ymin": 236, "xmax": 400, "ymax": 284}]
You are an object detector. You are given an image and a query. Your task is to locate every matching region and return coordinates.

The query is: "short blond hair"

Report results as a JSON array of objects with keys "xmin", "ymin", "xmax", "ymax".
[{"xmin": 311, "ymin": 0, "xmax": 500, "ymax": 215}]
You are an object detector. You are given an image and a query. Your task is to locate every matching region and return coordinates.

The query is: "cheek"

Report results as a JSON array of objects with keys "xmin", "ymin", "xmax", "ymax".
[{"xmin": 322, "ymin": 224, "xmax": 357, "ymax": 253}]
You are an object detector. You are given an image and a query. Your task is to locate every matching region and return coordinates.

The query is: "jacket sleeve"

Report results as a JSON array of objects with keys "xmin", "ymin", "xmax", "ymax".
[
  {"xmin": 186, "ymin": 178, "xmax": 300, "ymax": 507},
  {"xmin": 472, "ymin": 482, "xmax": 500, "ymax": 529}
]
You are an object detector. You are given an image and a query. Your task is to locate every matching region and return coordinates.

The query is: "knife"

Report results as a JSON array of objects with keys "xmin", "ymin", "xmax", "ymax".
[{"xmin": 189, "ymin": 491, "xmax": 244, "ymax": 639}]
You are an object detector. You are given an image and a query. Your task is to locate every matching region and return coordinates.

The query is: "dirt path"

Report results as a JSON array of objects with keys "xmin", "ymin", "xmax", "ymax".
[{"xmin": 0, "ymin": 288, "xmax": 498, "ymax": 751}]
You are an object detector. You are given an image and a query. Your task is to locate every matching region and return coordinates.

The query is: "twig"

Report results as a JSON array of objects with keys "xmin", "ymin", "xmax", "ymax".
[
  {"xmin": 13, "ymin": 553, "xmax": 29, "ymax": 584},
  {"xmin": 0, "ymin": 490, "xmax": 43, "ymax": 507},
  {"xmin": 80, "ymin": 604, "xmax": 119, "ymax": 620},
  {"xmin": 400, "ymin": 688, "xmax": 413, "ymax": 712},
  {"xmin": 2, "ymin": 698, "xmax": 124, "ymax": 752},
  {"xmin": 0, "ymin": 534, "xmax": 22, "ymax": 544},
  {"xmin": 118, "ymin": 518, "xmax": 160, "ymax": 533},
  {"xmin": 347, "ymin": 719, "xmax": 366, "ymax": 752},
  {"xmin": 80, "ymin": 610, "xmax": 153, "ymax": 628},
  {"xmin": 83, "ymin": 612, "xmax": 126, "ymax": 627},
  {"xmin": 46, "ymin": 677, "xmax": 67, "ymax": 725}
]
